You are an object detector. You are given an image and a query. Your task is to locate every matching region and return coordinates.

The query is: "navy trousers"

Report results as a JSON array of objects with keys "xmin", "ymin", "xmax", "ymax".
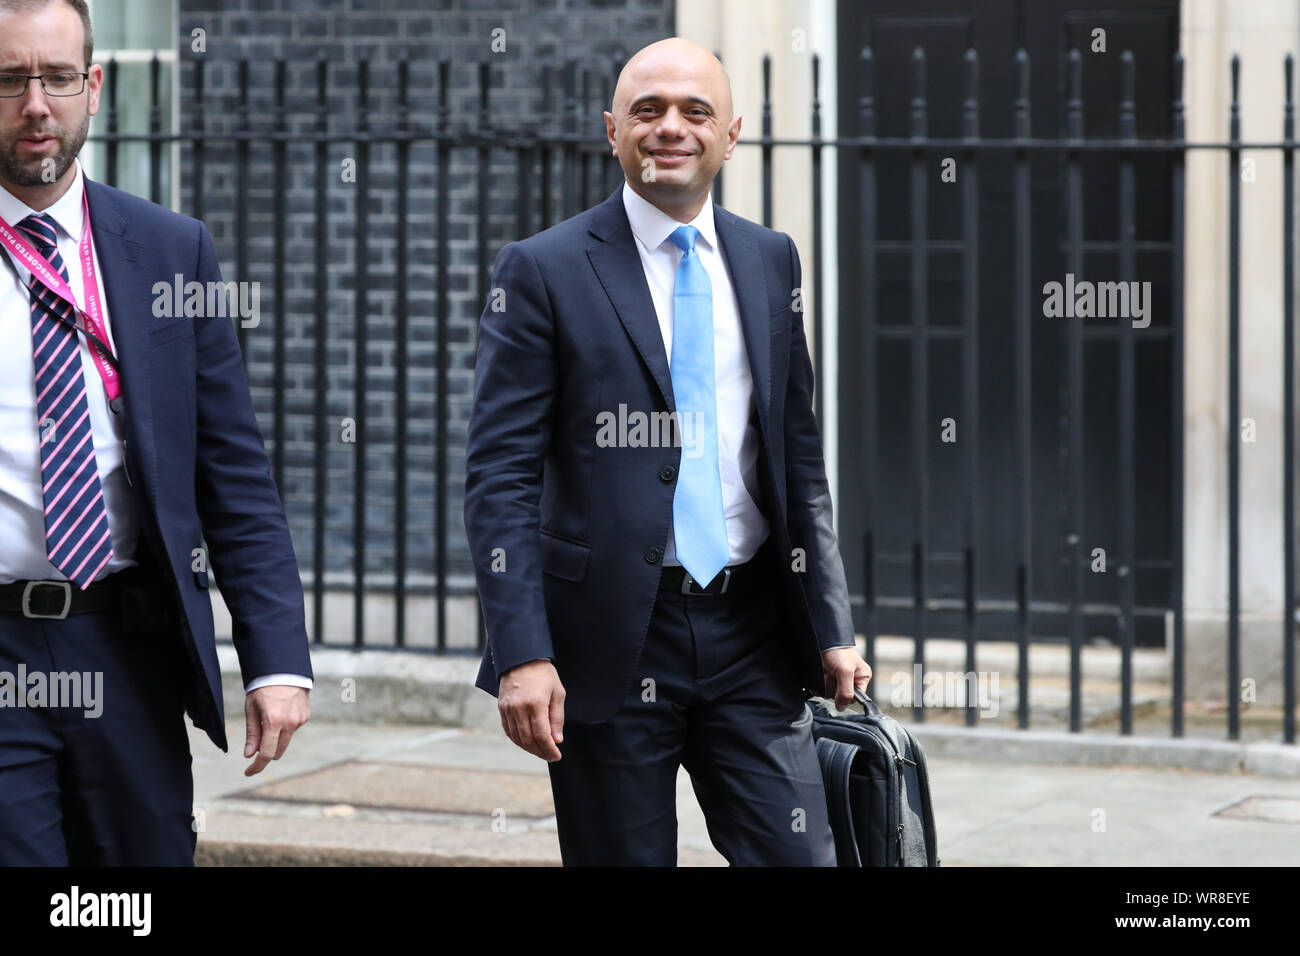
[
  {"xmin": 0, "ymin": 582, "xmax": 195, "ymax": 865},
  {"xmin": 547, "ymin": 536, "xmax": 837, "ymax": 866}
]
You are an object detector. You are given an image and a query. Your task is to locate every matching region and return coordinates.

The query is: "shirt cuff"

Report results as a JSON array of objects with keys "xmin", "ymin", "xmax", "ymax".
[{"xmin": 245, "ymin": 673, "xmax": 313, "ymax": 694}]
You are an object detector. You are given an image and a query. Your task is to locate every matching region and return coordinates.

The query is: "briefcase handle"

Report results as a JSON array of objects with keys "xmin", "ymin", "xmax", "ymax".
[
  {"xmin": 854, "ymin": 687, "xmax": 883, "ymax": 717},
  {"xmin": 806, "ymin": 686, "xmax": 883, "ymax": 717}
]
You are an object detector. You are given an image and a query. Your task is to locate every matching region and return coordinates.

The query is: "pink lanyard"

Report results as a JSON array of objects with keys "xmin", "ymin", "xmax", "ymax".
[{"xmin": 0, "ymin": 192, "xmax": 122, "ymax": 412}]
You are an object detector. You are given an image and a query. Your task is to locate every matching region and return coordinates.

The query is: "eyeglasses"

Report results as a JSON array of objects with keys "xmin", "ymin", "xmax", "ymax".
[{"xmin": 0, "ymin": 73, "xmax": 89, "ymax": 98}]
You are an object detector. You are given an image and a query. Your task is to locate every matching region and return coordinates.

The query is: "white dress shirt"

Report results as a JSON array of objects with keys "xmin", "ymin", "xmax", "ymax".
[
  {"xmin": 0, "ymin": 162, "xmax": 309, "ymax": 694},
  {"xmin": 621, "ymin": 180, "xmax": 769, "ymax": 567}
]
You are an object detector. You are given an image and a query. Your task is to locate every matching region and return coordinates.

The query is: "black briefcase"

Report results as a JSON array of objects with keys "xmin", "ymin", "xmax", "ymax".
[{"xmin": 806, "ymin": 688, "xmax": 940, "ymax": 866}]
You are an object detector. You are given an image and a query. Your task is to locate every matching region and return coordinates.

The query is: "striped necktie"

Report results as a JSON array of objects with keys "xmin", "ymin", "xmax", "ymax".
[
  {"xmin": 668, "ymin": 224, "xmax": 729, "ymax": 587},
  {"xmin": 19, "ymin": 213, "xmax": 115, "ymax": 589}
]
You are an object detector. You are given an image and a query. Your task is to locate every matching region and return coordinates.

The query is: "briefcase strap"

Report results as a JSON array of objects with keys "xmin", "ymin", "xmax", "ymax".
[{"xmin": 815, "ymin": 736, "xmax": 862, "ymax": 867}]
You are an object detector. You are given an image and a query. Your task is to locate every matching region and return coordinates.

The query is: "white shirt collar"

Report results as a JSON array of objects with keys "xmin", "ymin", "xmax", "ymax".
[
  {"xmin": 621, "ymin": 179, "xmax": 718, "ymax": 255},
  {"xmin": 0, "ymin": 159, "xmax": 85, "ymax": 242}
]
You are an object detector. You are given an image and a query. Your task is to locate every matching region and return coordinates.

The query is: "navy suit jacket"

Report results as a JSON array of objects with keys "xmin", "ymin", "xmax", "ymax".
[
  {"xmin": 464, "ymin": 185, "xmax": 856, "ymax": 723},
  {"xmin": 85, "ymin": 178, "xmax": 313, "ymax": 752}
]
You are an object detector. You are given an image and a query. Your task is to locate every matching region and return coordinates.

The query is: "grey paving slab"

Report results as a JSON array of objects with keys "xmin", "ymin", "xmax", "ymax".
[
  {"xmin": 930, "ymin": 759, "xmax": 1300, "ymax": 866},
  {"xmin": 190, "ymin": 719, "xmax": 455, "ymax": 807},
  {"xmin": 243, "ymin": 762, "xmax": 558, "ymax": 816}
]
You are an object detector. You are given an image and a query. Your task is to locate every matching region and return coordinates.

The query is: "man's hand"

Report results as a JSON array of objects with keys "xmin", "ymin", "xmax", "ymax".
[
  {"xmin": 498, "ymin": 659, "xmax": 565, "ymax": 762},
  {"xmin": 821, "ymin": 645, "xmax": 872, "ymax": 711},
  {"xmin": 243, "ymin": 686, "xmax": 310, "ymax": 777}
]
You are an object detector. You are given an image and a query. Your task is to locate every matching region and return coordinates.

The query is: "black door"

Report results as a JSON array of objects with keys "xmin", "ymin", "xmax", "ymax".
[{"xmin": 835, "ymin": 0, "xmax": 1180, "ymax": 645}]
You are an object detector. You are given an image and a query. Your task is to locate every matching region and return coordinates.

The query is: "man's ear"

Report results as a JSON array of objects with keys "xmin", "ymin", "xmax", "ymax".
[
  {"xmin": 603, "ymin": 111, "xmax": 617, "ymax": 154},
  {"xmin": 723, "ymin": 114, "xmax": 742, "ymax": 161},
  {"xmin": 87, "ymin": 63, "xmax": 103, "ymax": 117}
]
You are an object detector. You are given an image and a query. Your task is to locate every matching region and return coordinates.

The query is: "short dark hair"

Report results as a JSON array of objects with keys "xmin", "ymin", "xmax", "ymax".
[{"xmin": 0, "ymin": 0, "xmax": 94, "ymax": 70}]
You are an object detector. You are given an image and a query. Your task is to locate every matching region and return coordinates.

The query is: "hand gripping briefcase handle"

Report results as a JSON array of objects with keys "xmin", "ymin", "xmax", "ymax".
[
  {"xmin": 801, "ymin": 686, "xmax": 879, "ymax": 714},
  {"xmin": 807, "ymin": 686, "xmax": 940, "ymax": 866}
]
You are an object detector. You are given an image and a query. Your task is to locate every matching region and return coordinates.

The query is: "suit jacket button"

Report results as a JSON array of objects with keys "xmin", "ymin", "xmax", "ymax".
[
  {"xmin": 644, "ymin": 547, "xmax": 661, "ymax": 564},
  {"xmin": 659, "ymin": 465, "xmax": 675, "ymax": 482}
]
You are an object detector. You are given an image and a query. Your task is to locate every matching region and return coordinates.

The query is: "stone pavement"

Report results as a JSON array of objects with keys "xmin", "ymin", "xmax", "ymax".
[
  {"xmin": 193, "ymin": 633, "xmax": 1300, "ymax": 865},
  {"xmin": 190, "ymin": 714, "xmax": 1300, "ymax": 866}
]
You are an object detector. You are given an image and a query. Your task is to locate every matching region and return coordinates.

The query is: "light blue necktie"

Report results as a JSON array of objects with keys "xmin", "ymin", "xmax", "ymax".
[{"xmin": 668, "ymin": 225, "xmax": 728, "ymax": 586}]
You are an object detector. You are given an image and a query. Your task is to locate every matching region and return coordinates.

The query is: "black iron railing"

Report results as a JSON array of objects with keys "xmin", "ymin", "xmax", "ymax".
[{"xmin": 85, "ymin": 48, "xmax": 1298, "ymax": 745}]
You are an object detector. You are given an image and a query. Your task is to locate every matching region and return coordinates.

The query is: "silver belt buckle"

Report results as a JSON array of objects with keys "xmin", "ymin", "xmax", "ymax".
[
  {"xmin": 681, "ymin": 567, "xmax": 731, "ymax": 596},
  {"xmin": 21, "ymin": 580, "xmax": 72, "ymax": 620}
]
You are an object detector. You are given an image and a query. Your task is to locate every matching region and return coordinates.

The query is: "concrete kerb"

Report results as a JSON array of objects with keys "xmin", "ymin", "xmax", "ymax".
[{"xmin": 217, "ymin": 643, "xmax": 502, "ymax": 732}]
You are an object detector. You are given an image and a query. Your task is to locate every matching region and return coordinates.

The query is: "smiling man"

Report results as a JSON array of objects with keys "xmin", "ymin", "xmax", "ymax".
[
  {"xmin": 465, "ymin": 37, "xmax": 871, "ymax": 866},
  {"xmin": 0, "ymin": 0, "xmax": 312, "ymax": 865}
]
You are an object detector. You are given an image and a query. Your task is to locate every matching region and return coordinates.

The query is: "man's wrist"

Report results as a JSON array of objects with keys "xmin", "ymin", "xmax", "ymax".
[
  {"xmin": 503, "ymin": 657, "xmax": 554, "ymax": 675},
  {"xmin": 245, "ymin": 673, "xmax": 313, "ymax": 694}
]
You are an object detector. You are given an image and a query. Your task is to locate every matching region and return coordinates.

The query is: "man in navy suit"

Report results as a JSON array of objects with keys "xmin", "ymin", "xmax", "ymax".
[
  {"xmin": 0, "ymin": 0, "xmax": 312, "ymax": 865},
  {"xmin": 465, "ymin": 37, "xmax": 872, "ymax": 865}
]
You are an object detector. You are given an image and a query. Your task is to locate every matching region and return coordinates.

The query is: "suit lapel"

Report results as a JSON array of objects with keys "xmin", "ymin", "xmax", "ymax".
[
  {"xmin": 714, "ymin": 206, "xmax": 772, "ymax": 446},
  {"xmin": 84, "ymin": 178, "xmax": 157, "ymax": 504},
  {"xmin": 586, "ymin": 188, "xmax": 676, "ymax": 414}
]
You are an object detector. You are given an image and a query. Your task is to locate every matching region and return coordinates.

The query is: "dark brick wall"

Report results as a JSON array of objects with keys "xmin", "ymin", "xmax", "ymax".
[{"xmin": 174, "ymin": 0, "xmax": 674, "ymax": 585}]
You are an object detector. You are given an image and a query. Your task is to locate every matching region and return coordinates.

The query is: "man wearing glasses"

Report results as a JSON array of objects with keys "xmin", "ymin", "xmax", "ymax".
[{"xmin": 0, "ymin": 0, "xmax": 313, "ymax": 864}]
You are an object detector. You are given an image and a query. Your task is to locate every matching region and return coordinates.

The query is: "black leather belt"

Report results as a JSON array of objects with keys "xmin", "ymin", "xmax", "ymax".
[
  {"xmin": 0, "ymin": 571, "xmax": 132, "ymax": 620},
  {"xmin": 660, "ymin": 544, "xmax": 774, "ymax": 597},
  {"xmin": 659, "ymin": 563, "xmax": 737, "ymax": 596}
]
